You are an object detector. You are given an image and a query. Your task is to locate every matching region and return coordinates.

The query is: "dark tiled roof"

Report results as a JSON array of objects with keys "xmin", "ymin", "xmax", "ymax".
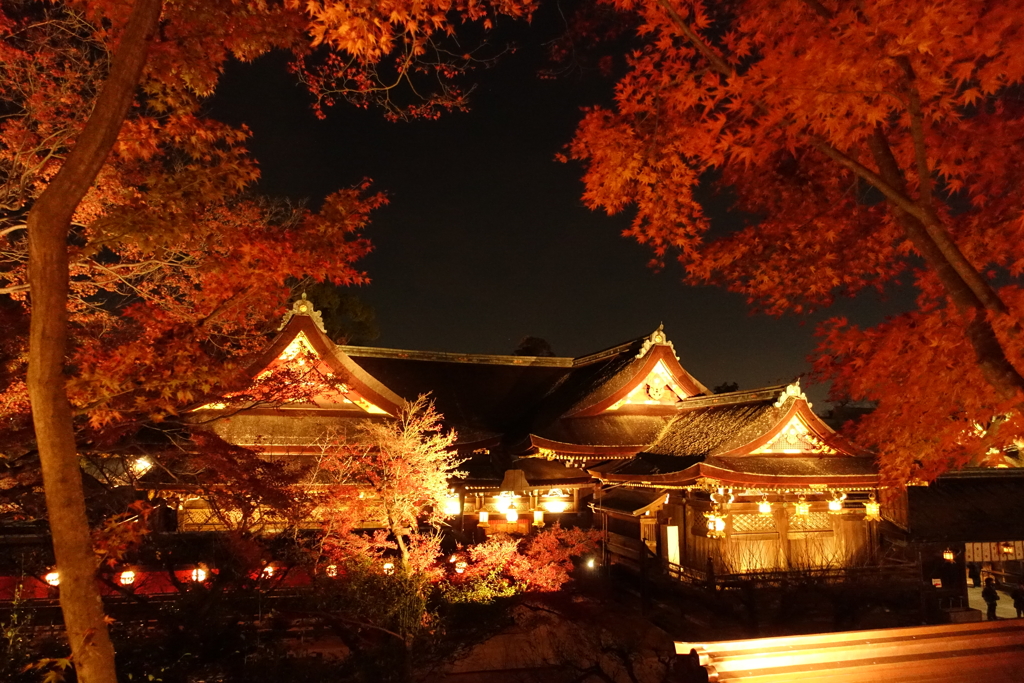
[
  {"xmin": 646, "ymin": 400, "xmax": 779, "ymax": 458},
  {"xmin": 907, "ymin": 469, "xmax": 1024, "ymax": 542},
  {"xmin": 347, "ymin": 353, "xmax": 568, "ymax": 440},
  {"xmin": 534, "ymin": 414, "xmax": 673, "ymax": 447},
  {"xmin": 514, "ymin": 457, "xmax": 591, "ymax": 486},
  {"xmin": 705, "ymin": 455, "xmax": 878, "ymax": 477}
]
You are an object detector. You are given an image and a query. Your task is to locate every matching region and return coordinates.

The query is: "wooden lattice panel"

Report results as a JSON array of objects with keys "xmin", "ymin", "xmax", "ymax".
[
  {"xmin": 790, "ymin": 511, "xmax": 831, "ymax": 531},
  {"xmin": 732, "ymin": 513, "xmax": 777, "ymax": 534}
]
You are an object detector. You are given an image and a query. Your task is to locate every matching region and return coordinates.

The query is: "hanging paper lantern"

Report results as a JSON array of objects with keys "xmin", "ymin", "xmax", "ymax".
[
  {"xmin": 863, "ymin": 493, "xmax": 881, "ymax": 522},
  {"xmin": 794, "ymin": 496, "xmax": 811, "ymax": 517}
]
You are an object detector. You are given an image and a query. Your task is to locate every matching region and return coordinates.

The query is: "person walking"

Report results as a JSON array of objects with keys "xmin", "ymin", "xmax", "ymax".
[
  {"xmin": 1011, "ymin": 581, "xmax": 1024, "ymax": 618},
  {"xmin": 982, "ymin": 577, "xmax": 1001, "ymax": 620}
]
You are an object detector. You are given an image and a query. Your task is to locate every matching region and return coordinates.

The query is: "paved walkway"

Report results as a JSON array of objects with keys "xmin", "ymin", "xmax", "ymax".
[{"xmin": 967, "ymin": 585, "xmax": 1021, "ymax": 620}]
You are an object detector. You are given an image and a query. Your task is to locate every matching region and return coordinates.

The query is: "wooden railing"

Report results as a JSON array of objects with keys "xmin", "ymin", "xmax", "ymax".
[{"xmin": 603, "ymin": 532, "xmax": 918, "ymax": 591}]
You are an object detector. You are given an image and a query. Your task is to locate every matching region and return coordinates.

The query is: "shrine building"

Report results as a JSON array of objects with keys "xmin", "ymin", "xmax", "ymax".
[{"xmin": 179, "ymin": 298, "xmax": 887, "ymax": 578}]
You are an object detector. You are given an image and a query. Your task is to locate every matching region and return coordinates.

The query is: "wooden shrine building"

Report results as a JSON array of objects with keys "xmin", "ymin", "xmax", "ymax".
[{"xmin": 167, "ymin": 299, "xmax": 896, "ymax": 584}]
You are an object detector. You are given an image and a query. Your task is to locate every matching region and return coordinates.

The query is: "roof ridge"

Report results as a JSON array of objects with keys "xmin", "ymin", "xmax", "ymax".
[
  {"xmin": 678, "ymin": 384, "xmax": 790, "ymax": 409},
  {"xmin": 338, "ymin": 345, "xmax": 575, "ymax": 367}
]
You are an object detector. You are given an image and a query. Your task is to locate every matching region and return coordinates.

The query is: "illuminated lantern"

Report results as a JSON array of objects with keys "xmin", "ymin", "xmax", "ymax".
[
  {"xmin": 44, "ymin": 571, "xmax": 60, "ymax": 587},
  {"xmin": 382, "ymin": 562, "xmax": 395, "ymax": 575},
  {"xmin": 443, "ymin": 496, "xmax": 462, "ymax": 516},
  {"xmin": 543, "ymin": 499, "xmax": 569, "ymax": 513},
  {"xmin": 533, "ymin": 510, "xmax": 544, "ymax": 526},
  {"xmin": 119, "ymin": 570, "xmax": 136, "ymax": 586},
  {"xmin": 794, "ymin": 496, "xmax": 811, "ymax": 517},
  {"xmin": 942, "ymin": 549, "xmax": 955, "ymax": 563},
  {"xmin": 863, "ymin": 493, "xmax": 881, "ymax": 522},
  {"xmin": 478, "ymin": 510, "xmax": 489, "ymax": 525},
  {"xmin": 455, "ymin": 561, "xmax": 467, "ymax": 574},
  {"xmin": 505, "ymin": 509, "xmax": 519, "ymax": 523},
  {"xmin": 131, "ymin": 456, "xmax": 154, "ymax": 476},
  {"xmin": 1001, "ymin": 542, "xmax": 1015, "ymax": 556},
  {"xmin": 191, "ymin": 567, "xmax": 208, "ymax": 583},
  {"xmin": 262, "ymin": 565, "xmax": 275, "ymax": 578},
  {"xmin": 706, "ymin": 510, "xmax": 727, "ymax": 539},
  {"xmin": 758, "ymin": 496, "xmax": 772, "ymax": 515},
  {"xmin": 828, "ymin": 492, "xmax": 847, "ymax": 514},
  {"xmin": 325, "ymin": 564, "xmax": 338, "ymax": 577},
  {"xmin": 586, "ymin": 557, "xmax": 596, "ymax": 569}
]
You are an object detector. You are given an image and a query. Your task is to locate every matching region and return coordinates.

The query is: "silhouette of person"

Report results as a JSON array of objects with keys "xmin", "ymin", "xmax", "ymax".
[
  {"xmin": 1011, "ymin": 582, "xmax": 1024, "ymax": 619},
  {"xmin": 982, "ymin": 577, "xmax": 1000, "ymax": 620}
]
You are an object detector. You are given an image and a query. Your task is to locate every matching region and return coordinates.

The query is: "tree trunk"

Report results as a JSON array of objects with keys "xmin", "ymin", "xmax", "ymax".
[
  {"xmin": 866, "ymin": 129, "xmax": 1024, "ymax": 399},
  {"xmin": 26, "ymin": 2, "xmax": 162, "ymax": 682}
]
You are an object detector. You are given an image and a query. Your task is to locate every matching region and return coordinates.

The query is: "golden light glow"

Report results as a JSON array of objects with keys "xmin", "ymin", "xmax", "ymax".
[
  {"xmin": 606, "ymin": 359, "xmax": 693, "ymax": 410},
  {"xmin": 505, "ymin": 509, "xmax": 519, "ymax": 523},
  {"xmin": 533, "ymin": 510, "xmax": 545, "ymax": 526},
  {"xmin": 707, "ymin": 510, "xmax": 726, "ymax": 539},
  {"xmin": 443, "ymin": 496, "xmax": 462, "ymax": 516},
  {"xmin": 794, "ymin": 496, "xmax": 810, "ymax": 517},
  {"xmin": 758, "ymin": 495, "xmax": 772, "ymax": 515},
  {"xmin": 44, "ymin": 571, "xmax": 60, "ymax": 587},
  {"xmin": 863, "ymin": 493, "xmax": 881, "ymax": 522},
  {"xmin": 478, "ymin": 510, "xmax": 489, "ymax": 524},
  {"xmin": 943, "ymin": 548, "xmax": 955, "ymax": 562},
  {"xmin": 131, "ymin": 457, "xmax": 154, "ymax": 476},
  {"xmin": 828, "ymin": 492, "xmax": 847, "ymax": 514},
  {"xmin": 1001, "ymin": 542, "xmax": 1015, "ymax": 555},
  {"xmin": 119, "ymin": 570, "xmax": 136, "ymax": 586},
  {"xmin": 191, "ymin": 567, "xmax": 208, "ymax": 583},
  {"xmin": 325, "ymin": 564, "xmax": 338, "ymax": 577},
  {"xmin": 542, "ymin": 499, "xmax": 569, "ymax": 513},
  {"xmin": 382, "ymin": 562, "xmax": 395, "ymax": 575},
  {"xmin": 262, "ymin": 565, "xmax": 275, "ymax": 578},
  {"xmin": 752, "ymin": 415, "xmax": 837, "ymax": 455}
]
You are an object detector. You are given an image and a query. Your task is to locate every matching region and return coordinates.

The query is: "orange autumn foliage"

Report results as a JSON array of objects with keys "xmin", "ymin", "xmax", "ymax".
[{"xmin": 564, "ymin": 0, "xmax": 1024, "ymax": 482}]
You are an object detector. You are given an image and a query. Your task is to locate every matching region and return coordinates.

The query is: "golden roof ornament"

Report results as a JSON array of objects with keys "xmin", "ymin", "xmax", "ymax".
[
  {"xmin": 635, "ymin": 323, "xmax": 680, "ymax": 360},
  {"xmin": 773, "ymin": 380, "xmax": 810, "ymax": 409},
  {"xmin": 277, "ymin": 292, "xmax": 327, "ymax": 334}
]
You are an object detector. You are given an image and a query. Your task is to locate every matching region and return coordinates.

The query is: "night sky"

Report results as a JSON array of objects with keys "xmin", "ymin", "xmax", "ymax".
[{"xmin": 208, "ymin": 12, "xmax": 912, "ymax": 408}]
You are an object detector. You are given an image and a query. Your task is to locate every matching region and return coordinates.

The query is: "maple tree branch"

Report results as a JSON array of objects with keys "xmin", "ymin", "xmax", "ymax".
[
  {"xmin": 811, "ymin": 140, "xmax": 928, "ymax": 220},
  {"xmin": 896, "ymin": 56, "xmax": 934, "ymax": 211},
  {"xmin": 655, "ymin": 0, "xmax": 734, "ymax": 78},
  {"xmin": 798, "ymin": 0, "xmax": 834, "ymax": 19}
]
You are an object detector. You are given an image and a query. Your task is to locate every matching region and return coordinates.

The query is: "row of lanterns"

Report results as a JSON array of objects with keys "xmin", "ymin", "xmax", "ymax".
[
  {"xmin": 42, "ymin": 563, "xmax": 282, "ymax": 588},
  {"xmin": 705, "ymin": 490, "xmax": 883, "ymax": 539},
  {"xmin": 445, "ymin": 489, "xmax": 572, "ymax": 525}
]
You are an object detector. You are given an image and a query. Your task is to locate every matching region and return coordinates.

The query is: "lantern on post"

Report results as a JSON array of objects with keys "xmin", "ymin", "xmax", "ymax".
[
  {"xmin": 794, "ymin": 495, "xmax": 811, "ymax": 517},
  {"xmin": 706, "ymin": 505, "xmax": 727, "ymax": 539},
  {"xmin": 828, "ymin": 491, "xmax": 847, "ymax": 514},
  {"xmin": 863, "ymin": 492, "xmax": 882, "ymax": 522}
]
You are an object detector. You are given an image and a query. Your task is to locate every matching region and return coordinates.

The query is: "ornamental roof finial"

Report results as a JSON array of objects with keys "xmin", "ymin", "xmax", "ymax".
[
  {"xmin": 278, "ymin": 291, "xmax": 327, "ymax": 334},
  {"xmin": 773, "ymin": 379, "xmax": 810, "ymax": 409},
  {"xmin": 636, "ymin": 323, "xmax": 678, "ymax": 360}
]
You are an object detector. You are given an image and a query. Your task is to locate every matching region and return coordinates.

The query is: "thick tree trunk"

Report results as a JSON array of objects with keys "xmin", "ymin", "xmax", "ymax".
[
  {"xmin": 866, "ymin": 129, "xmax": 1024, "ymax": 399},
  {"xmin": 26, "ymin": 2, "xmax": 162, "ymax": 682}
]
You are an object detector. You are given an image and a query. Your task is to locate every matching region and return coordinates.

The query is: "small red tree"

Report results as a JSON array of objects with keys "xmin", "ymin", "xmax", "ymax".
[
  {"xmin": 317, "ymin": 394, "xmax": 463, "ymax": 569},
  {"xmin": 563, "ymin": 0, "xmax": 1024, "ymax": 481}
]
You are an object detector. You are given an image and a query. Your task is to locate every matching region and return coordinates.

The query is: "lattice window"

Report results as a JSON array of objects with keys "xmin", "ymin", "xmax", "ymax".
[
  {"xmin": 732, "ymin": 513, "xmax": 776, "ymax": 534},
  {"xmin": 790, "ymin": 511, "xmax": 831, "ymax": 530}
]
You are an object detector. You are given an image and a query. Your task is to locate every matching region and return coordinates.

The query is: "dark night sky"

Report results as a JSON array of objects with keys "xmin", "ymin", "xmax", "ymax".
[{"xmin": 208, "ymin": 13, "xmax": 912, "ymax": 408}]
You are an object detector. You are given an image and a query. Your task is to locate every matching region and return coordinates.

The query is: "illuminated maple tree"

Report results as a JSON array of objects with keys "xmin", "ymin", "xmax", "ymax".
[
  {"xmin": 1, "ymin": 1, "xmax": 535, "ymax": 680},
  {"xmin": 564, "ymin": 0, "xmax": 1024, "ymax": 482}
]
